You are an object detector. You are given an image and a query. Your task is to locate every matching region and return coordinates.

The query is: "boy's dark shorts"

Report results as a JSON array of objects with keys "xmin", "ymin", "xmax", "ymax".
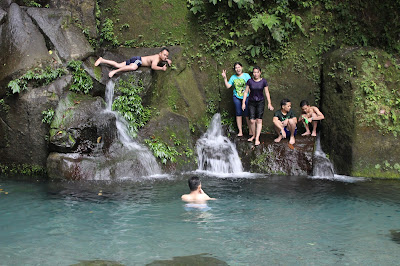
[{"xmin": 126, "ymin": 56, "xmax": 142, "ymax": 66}]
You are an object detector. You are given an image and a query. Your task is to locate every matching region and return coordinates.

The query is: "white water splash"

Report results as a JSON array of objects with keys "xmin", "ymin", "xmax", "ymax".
[
  {"xmin": 196, "ymin": 113, "xmax": 244, "ymax": 174},
  {"xmin": 104, "ymin": 80, "xmax": 161, "ymax": 176},
  {"xmin": 310, "ymin": 135, "xmax": 365, "ymax": 182}
]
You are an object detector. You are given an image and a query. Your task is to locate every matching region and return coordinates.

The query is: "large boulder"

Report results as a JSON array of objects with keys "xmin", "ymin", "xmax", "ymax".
[
  {"xmin": 235, "ymin": 133, "xmax": 315, "ymax": 175},
  {"xmin": 47, "ymin": 91, "xmax": 162, "ymax": 180},
  {"xmin": 140, "ymin": 108, "xmax": 197, "ymax": 172},
  {"xmin": 0, "ymin": 3, "xmax": 52, "ymax": 85},
  {"xmin": 47, "ymin": 141, "xmax": 160, "ymax": 180},
  {"xmin": 49, "ymin": 0, "xmax": 97, "ymax": 39},
  {"xmin": 0, "ymin": 75, "xmax": 72, "ymax": 167},
  {"xmin": 320, "ymin": 47, "xmax": 400, "ymax": 178},
  {"xmin": 27, "ymin": 7, "xmax": 94, "ymax": 61},
  {"xmin": 0, "ymin": 8, "xmax": 6, "ymax": 23},
  {"xmin": 49, "ymin": 92, "xmax": 117, "ymax": 153}
]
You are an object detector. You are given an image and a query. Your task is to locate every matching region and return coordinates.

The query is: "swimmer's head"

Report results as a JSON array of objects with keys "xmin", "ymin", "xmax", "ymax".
[{"xmin": 188, "ymin": 176, "xmax": 201, "ymax": 191}]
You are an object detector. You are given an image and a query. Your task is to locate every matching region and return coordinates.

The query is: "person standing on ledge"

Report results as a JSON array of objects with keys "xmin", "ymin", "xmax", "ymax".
[
  {"xmin": 273, "ymin": 98, "xmax": 297, "ymax": 145},
  {"xmin": 181, "ymin": 176, "xmax": 215, "ymax": 203},
  {"xmin": 241, "ymin": 66, "xmax": 274, "ymax": 146},
  {"xmin": 95, "ymin": 47, "xmax": 172, "ymax": 78},
  {"xmin": 221, "ymin": 62, "xmax": 253, "ymax": 137}
]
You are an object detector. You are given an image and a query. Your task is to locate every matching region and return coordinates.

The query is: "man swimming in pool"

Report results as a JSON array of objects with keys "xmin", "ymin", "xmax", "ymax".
[
  {"xmin": 94, "ymin": 47, "xmax": 172, "ymax": 78},
  {"xmin": 181, "ymin": 176, "xmax": 215, "ymax": 203}
]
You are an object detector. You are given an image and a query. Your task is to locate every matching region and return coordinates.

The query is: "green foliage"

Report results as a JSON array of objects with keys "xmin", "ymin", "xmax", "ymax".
[
  {"xmin": 352, "ymin": 51, "xmax": 400, "ymax": 137},
  {"xmin": 67, "ymin": 60, "xmax": 94, "ymax": 94},
  {"xmin": 100, "ymin": 18, "xmax": 120, "ymax": 46},
  {"xmin": 23, "ymin": 1, "xmax": 42, "ymax": 7},
  {"xmin": 0, "ymin": 99, "xmax": 9, "ymax": 113},
  {"xmin": 119, "ymin": 23, "xmax": 130, "ymax": 31},
  {"xmin": 42, "ymin": 108, "xmax": 55, "ymax": 125},
  {"xmin": 7, "ymin": 66, "xmax": 67, "ymax": 94},
  {"xmin": 0, "ymin": 163, "xmax": 46, "ymax": 176},
  {"xmin": 112, "ymin": 78, "xmax": 151, "ymax": 137},
  {"xmin": 144, "ymin": 137, "xmax": 180, "ymax": 164}
]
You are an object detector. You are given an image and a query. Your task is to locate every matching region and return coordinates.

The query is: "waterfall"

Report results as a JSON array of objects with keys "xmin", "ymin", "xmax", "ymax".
[
  {"xmin": 104, "ymin": 80, "xmax": 161, "ymax": 176},
  {"xmin": 312, "ymin": 135, "xmax": 335, "ymax": 178},
  {"xmin": 196, "ymin": 113, "xmax": 244, "ymax": 174},
  {"xmin": 310, "ymin": 136, "xmax": 365, "ymax": 182}
]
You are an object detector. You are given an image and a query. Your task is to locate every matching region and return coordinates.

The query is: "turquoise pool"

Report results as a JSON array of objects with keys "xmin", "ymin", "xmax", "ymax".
[{"xmin": 1, "ymin": 174, "xmax": 399, "ymax": 265}]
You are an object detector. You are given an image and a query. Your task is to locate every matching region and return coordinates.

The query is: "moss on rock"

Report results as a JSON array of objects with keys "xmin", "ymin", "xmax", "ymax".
[{"xmin": 321, "ymin": 47, "xmax": 400, "ymax": 178}]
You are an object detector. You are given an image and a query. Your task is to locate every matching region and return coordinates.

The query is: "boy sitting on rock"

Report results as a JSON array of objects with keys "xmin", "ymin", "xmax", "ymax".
[
  {"xmin": 273, "ymin": 98, "xmax": 297, "ymax": 145},
  {"xmin": 298, "ymin": 100, "xmax": 325, "ymax": 137}
]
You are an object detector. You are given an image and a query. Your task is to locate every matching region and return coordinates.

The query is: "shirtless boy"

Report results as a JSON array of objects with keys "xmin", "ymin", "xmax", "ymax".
[
  {"xmin": 273, "ymin": 98, "xmax": 297, "ymax": 145},
  {"xmin": 181, "ymin": 176, "xmax": 215, "ymax": 203},
  {"xmin": 95, "ymin": 47, "xmax": 172, "ymax": 78},
  {"xmin": 298, "ymin": 100, "xmax": 325, "ymax": 137}
]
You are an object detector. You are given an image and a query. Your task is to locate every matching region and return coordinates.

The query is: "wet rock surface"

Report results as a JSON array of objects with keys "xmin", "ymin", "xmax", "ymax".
[
  {"xmin": 47, "ymin": 142, "xmax": 156, "ymax": 180},
  {"xmin": 0, "ymin": 3, "xmax": 51, "ymax": 82},
  {"xmin": 235, "ymin": 132, "xmax": 315, "ymax": 175},
  {"xmin": 320, "ymin": 47, "xmax": 400, "ymax": 178},
  {"xmin": 27, "ymin": 7, "xmax": 93, "ymax": 61},
  {"xmin": 49, "ymin": 92, "xmax": 117, "ymax": 154},
  {"xmin": 0, "ymin": 75, "xmax": 72, "ymax": 167}
]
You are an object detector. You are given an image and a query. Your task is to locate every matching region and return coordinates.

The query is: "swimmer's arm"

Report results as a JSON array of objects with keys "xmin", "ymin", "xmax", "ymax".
[
  {"xmin": 200, "ymin": 189, "xmax": 216, "ymax": 200},
  {"xmin": 166, "ymin": 58, "xmax": 172, "ymax": 66}
]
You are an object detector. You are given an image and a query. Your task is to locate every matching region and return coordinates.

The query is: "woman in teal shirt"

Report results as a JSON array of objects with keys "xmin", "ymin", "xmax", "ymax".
[{"xmin": 222, "ymin": 62, "xmax": 253, "ymax": 137}]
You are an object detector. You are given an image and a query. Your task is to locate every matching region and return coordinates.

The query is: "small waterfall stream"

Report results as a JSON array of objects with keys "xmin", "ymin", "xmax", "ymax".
[
  {"xmin": 311, "ymin": 136, "xmax": 364, "ymax": 182},
  {"xmin": 104, "ymin": 80, "xmax": 161, "ymax": 176},
  {"xmin": 312, "ymin": 135, "xmax": 335, "ymax": 178},
  {"xmin": 196, "ymin": 113, "xmax": 244, "ymax": 174}
]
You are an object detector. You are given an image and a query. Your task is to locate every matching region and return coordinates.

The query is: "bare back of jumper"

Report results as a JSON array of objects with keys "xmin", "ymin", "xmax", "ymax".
[{"xmin": 140, "ymin": 54, "xmax": 161, "ymax": 67}]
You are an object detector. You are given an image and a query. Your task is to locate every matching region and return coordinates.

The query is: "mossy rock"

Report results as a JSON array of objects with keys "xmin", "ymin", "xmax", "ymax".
[
  {"xmin": 140, "ymin": 108, "xmax": 197, "ymax": 172},
  {"xmin": 320, "ymin": 47, "xmax": 400, "ymax": 178},
  {"xmin": 49, "ymin": 92, "xmax": 117, "ymax": 154}
]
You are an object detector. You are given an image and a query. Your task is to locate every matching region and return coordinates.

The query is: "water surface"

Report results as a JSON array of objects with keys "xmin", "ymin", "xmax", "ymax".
[{"xmin": 1, "ymin": 174, "xmax": 400, "ymax": 265}]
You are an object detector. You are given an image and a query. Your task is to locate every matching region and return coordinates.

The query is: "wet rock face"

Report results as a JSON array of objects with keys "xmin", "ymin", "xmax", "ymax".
[
  {"xmin": 26, "ymin": 7, "xmax": 93, "ymax": 61},
  {"xmin": 320, "ymin": 47, "xmax": 400, "ymax": 178},
  {"xmin": 0, "ymin": 8, "xmax": 6, "ymax": 23},
  {"xmin": 0, "ymin": 3, "xmax": 51, "ymax": 83},
  {"xmin": 48, "ymin": 0, "xmax": 97, "ymax": 39},
  {"xmin": 0, "ymin": 75, "xmax": 72, "ymax": 167},
  {"xmin": 49, "ymin": 92, "xmax": 117, "ymax": 154},
  {"xmin": 235, "ymin": 133, "xmax": 315, "ymax": 175}
]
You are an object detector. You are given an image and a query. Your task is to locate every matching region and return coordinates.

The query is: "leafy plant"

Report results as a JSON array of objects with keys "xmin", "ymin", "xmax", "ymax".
[
  {"xmin": 67, "ymin": 60, "xmax": 93, "ymax": 94},
  {"xmin": 42, "ymin": 108, "xmax": 55, "ymax": 124},
  {"xmin": 100, "ymin": 18, "xmax": 120, "ymax": 46},
  {"xmin": 144, "ymin": 137, "xmax": 180, "ymax": 164},
  {"xmin": 112, "ymin": 79, "xmax": 151, "ymax": 136},
  {"xmin": 7, "ymin": 66, "xmax": 67, "ymax": 94}
]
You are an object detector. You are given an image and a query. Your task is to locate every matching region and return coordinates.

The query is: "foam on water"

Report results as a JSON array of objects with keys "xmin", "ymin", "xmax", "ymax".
[
  {"xmin": 196, "ymin": 113, "xmax": 244, "ymax": 174},
  {"xmin": 103, "ymin": 80, "xmax": 161, "ymax": 177}
]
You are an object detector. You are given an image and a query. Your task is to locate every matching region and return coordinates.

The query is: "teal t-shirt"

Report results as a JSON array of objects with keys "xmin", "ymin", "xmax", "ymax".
[{"xmin": 228, "ymin": 73, "xmax": 251, "ymax": 99}]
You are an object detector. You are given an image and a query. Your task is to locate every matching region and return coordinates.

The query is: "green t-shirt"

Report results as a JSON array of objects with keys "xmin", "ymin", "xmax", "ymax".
[{"xmin": 274, "ymin": 109, "xmax": 296, "ymax": 122}]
